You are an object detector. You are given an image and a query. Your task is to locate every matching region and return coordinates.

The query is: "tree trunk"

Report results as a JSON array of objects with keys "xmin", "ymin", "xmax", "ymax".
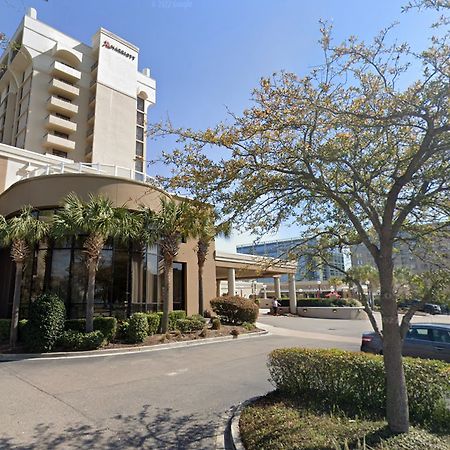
[
  {"xmin": 86, "ymin": 260, "xmax": 96, "ymax": 333},
  {"xmin": 161, "ymin": 257, "xmax": 173, "ymax": 333},
  {"xmin": 9, "ymin": 261, "xmax": 23, "ymax": 348},
  {"xmin": 379, "ymin": 247, "xmax": 409, "ymax": 433},
  {"xmin": 198, "ymin": 261, "xmax": 204, "ymax": 315}
]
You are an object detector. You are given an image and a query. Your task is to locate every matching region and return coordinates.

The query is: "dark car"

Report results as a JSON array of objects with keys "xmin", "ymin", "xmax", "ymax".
[
  {"xmin": 423, "ymin": 303, "xmax": 442, "ymax": 315},
  {"xmin": 361, "ymin": 323, "xmax": 450, "ymax": 362}
]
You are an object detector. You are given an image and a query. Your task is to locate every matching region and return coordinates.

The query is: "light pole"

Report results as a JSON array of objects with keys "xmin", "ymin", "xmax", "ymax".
[{"xmin": 317, "ymin": 280, "xmax": 322, "ymax": 298}]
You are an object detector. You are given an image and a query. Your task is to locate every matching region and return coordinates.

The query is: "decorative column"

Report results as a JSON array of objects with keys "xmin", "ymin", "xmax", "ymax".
[
  {"xmin": 288, "ymin": 273, "xmax": 297, "ymax": 314},
  {"xmin": 273, "ymin": 275, "xmax": 281, "ymax": 299},
  {"xmin": 227, "ymin": 268, "xmax": 236, "ymax": 296}
]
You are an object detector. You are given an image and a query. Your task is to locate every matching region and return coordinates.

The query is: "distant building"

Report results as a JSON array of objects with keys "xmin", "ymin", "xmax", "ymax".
[
  {"xmin": 351, "ymin": 235, "xmax": 450, "ymax": 273},
  {"xmin": 237, "ymin": 237, "xmax": 345, "ymax": 283}
]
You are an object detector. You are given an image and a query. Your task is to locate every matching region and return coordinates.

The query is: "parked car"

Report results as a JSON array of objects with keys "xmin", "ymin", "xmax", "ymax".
[
  {"xmin": 361, "ymin": 323, "xmax": 450, "ymax": 362},
  {"xmin": 397, "ymin": 300, "xmax": 442, "ymax": 314},
  {"xmin": 423, "ymin": 303, "xmax": 442, "ymax": 315}
]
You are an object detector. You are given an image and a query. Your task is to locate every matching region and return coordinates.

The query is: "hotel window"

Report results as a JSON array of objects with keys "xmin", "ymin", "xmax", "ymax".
[
  {"xmin": 137, "ymin": 97, "xmax": 145, "ymax": 112},
  {"xmin": 135, "ymin": 158, "xmax": 144, "ymax": 173},
  {"xmin": 137, "ymin": 111, "xmax": 145, "ymax": 126},
  {"xmin": 136, "ymin": 141, "xmax": 144, "ymax": 157},
  {"xmin": 53, "ymin": 150, "xmax": 68, "ymax": 158},
  {"xmin": 54, "ymin": 131, "xmax": 69, "ymax": 139},
  {"xmin": 136, "ymin": 126, "xmax": 144, "ymax": 141}
]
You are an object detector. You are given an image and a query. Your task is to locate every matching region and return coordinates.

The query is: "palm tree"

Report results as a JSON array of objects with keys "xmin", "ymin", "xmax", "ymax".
[
  {"xmin": 2, "ymin": 206, "xmax": 48, "ymax": 347},
  {"xmin": 140, "ymin": 198, "xmax": 192, "ymax": 333},
  {"xmin": 188, "ymin": 205, "xmax": 231, "ymax": 315},
  {"xmin": 53, "ymin": 193, "xmax": 141, "ymax": 332}
]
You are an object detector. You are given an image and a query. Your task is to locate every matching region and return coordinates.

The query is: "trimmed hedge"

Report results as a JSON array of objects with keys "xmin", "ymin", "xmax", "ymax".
[
  {"xmin": 57, "ymin": 330, "xmax": 105, "ymax": 351},
  {"xmin": 176, "ymin": 316, "xmax": 205, "ymax": 333},
  {"xmin": 65, "ymin": 317, "xmax": 117, "ymax": 342},
  {"xmin": 169, "ymin": 310, "xmax": 186, "ymax": 331},
  {"xmin": 65, "ymin": 319, "xmax": 85, "ymax": 332},
  {"xmin": 0, "ymin": 319, "xmax": 9, "ymax": 342},
  {"xmin": 268, "ymin": 348, "xmax": 450, "ymax": 427},
  {"xmin": 116, "ymin": 320, "xmax": 129, "ymax": 340},
  {"xmin": 292, "ymin": 298, "xmax": 362, "ymax": 308},
  {"xmin": 93, "ymin": 317, "xmax": 117, "ymax": 342},
  {"xmin": 25, "ymin": 293, "xmax": 66, "ymax": 352},
  {"xmin": 127, "ymin": 312, "xmax": 149, "ymax": 343},
  {"xmin": 210, "ymin": 296, "xmax": 259, "ymax": 324},
  {"xmin": 146, "ymin": 313, "xmax": 161, "ymax": 335}
]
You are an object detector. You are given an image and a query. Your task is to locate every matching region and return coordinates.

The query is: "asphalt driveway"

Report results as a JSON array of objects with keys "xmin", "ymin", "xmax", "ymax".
[{"xmin": 1, "ymin": 311, "xmax": 448, "ymax": 449}]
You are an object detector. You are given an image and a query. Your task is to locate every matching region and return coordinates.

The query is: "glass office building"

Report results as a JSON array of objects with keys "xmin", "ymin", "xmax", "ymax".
[{"xmin": 237, "ymin": 238, "xmax": 345, "ymax": 282}]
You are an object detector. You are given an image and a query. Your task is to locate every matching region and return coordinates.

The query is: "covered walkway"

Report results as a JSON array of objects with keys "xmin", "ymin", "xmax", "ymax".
[{"xmin": 215, "ymin": 251, "xmax": 298, "ymax": 313}]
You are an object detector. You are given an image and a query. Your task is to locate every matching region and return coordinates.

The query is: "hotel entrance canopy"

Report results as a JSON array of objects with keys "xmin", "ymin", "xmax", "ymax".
[
  {"xmin": 215, "ymin": 251, "xmax": 298, "ymax": 313},
  {"xmin": 215, "ymin": 251, "xmax": 296, "ymax": 280}
]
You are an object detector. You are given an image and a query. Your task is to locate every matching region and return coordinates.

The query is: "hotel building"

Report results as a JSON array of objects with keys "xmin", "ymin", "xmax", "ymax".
[{"xmin": 0, "ymin": 9, "xmax": 297, "ymax": 320}]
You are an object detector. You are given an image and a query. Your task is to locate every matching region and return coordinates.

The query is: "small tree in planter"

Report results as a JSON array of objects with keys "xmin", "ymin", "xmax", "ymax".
[
  {"xmin": 187, "ymin": 204, "xmax": 231, "ymax": 315},
  {"xmin": 139, "ymin": 198, "xmax": 194, "ymax": 333},
  {"xmin": 53, "ymin": 193, "xmax": 141, "ymax": 333},
  {"xmin": 2, "ymin": 206, "xmax": 48, "ymax": 348}
]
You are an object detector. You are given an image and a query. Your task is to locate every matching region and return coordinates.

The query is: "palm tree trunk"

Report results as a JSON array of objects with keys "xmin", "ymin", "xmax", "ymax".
[
  {"xmin": 9, "ymin": 261, "xmax": 23, "ymax": 348},
  {"xmin": 198, "ymin": 262, "xmax": 204, "ymax": 315},
  {"xmin": 379, "ymin": 244, "xmax": 409, "ymax": 433},
  {"xmin": 86, "ymin": 260, "xmax": 96, "ymax": 333},
  {"xmin": 161, "ymin": 257, "xmax": 173, "ymax": 333}
]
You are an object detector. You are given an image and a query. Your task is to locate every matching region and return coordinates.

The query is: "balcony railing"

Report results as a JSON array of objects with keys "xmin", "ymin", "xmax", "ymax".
[
  {"xmin": 47, "ymin": 96, "xmax": 78, "ymax": 116},
  {"xmin": 51, "ymin": 60, "xmax": 81, "ymax": 83},
  {"xmin": 91, "ymin": 61, "xmax": 98, "ymax": 71},
  {"xmin": 24, "ymin": 161, "xmax": 159, "ymax": 187},
  {"xmin": 48, "ymin": 78, "xmax": 79, "ymax": 99}
]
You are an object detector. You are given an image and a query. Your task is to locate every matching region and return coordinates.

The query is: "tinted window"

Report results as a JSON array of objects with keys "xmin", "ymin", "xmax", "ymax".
[
  {"xmin": 407, "ymin": 328, "xmax": 430, "ymax": 341},
  {"xmin": 430, "ymin": 329, "xmax": 450, "ymax": 344}
]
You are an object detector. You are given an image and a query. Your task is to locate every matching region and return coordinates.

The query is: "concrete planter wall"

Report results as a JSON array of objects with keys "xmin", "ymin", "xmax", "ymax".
[{"xmin": 296, "ymin": 306, "xmax": 367, "ymax": 320}]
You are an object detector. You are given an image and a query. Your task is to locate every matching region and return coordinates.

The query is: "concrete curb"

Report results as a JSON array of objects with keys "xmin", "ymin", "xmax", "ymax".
[
  {"xmin": 229, "ymin": 396, "xmax": 262, "ymax": 450},
  {"xmin": 0, "ymin": 329, "xmax": 269, "ymax": 362}
]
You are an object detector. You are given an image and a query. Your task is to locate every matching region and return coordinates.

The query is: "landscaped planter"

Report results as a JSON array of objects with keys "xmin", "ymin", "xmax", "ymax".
[{"xmin": 296, "ymin": 306, "xmax": 366, "ymax": 320}]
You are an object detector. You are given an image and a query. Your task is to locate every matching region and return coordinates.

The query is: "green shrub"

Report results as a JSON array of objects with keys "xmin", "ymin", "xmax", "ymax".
[
  {"xmin": 210, "ymin": 296, "xmax": 259, "ymax": 324},
  {"xmin": 296, "ymin": 298, "xmax": 362, "ymax": 308},
  {"xmin": 146, "ymin": 313, "xmax": 161, "ymax": 335},
  {"xmin": 25, "ymin": 293, "xmax": 66, "ymax": 352},
  {"xmin": 1, "ymin": 319, "xmax": 30, "ymax": 342},
  {"xmin": 0, "ymin": 319, "xmax": 10, "ymax": 342},
  {"xmin": 65, "ymin": 319, "xmax": 86, "ymax": 333},
  {"xmin": 169, "ymin": 310, "xmax": 186, "ymax": 330},
  {"xmin": 127, "ymin": 312, "xmax": 149, "ymax": 343},
  {"xmin": 211, "ymin": 318, "xmax": 221, "ymax": 330},
  {"xmin": 65, "ymin": 317, "xmax": 117, "ymax": 342},
  {"xmin": 242, "ymin": 321, "xmax": 256, "ymax": 331},
  {"xmin": 268, "ymin": 348, "xmax": 450, "ymax": 427},
  {"xmin": 93, "ymin": 317, "xmax": 117, "ymax": 342},
  {"xmin": 116, "ymin": 320, "xmax": 129, "ymax": 340},
  {"xmin": 176, "ymin": 316, "xmax": 205, "ymax": 333},
  {"xmin": 57, "ymin": 330, "xmax": 105, "ymax": 351}
]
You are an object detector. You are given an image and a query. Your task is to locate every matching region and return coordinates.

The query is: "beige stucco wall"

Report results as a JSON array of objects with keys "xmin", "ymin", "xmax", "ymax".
[{"xmin": 0, "ymin": 173, "xmax": 217, "ymax": 315}]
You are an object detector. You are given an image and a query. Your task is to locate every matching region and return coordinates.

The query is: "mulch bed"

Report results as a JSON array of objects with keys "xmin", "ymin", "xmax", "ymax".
[{"xmin": 0, "ymin": 324, "xmax": 260, "ymax": 354}]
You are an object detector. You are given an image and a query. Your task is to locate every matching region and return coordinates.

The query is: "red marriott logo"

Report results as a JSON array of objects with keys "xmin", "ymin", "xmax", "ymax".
[{"xmin": 102, "ymin": 40, "xmax": 135, "ymax": 61}]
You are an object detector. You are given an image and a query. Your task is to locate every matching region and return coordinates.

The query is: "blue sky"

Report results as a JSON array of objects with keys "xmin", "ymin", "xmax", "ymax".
[{"xmin": 0, "ymin": 0, "xmax": 439, "ymax": 251}]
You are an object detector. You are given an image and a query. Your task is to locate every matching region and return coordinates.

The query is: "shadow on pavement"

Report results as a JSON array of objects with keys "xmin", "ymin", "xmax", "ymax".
[{"xmin": 0, "ymin": 404, "xmax": 219, "ymax": 449}]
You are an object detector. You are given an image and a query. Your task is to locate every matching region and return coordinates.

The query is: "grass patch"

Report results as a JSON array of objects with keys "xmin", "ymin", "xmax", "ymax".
[{"xmin": 239, "ymin": 392, "xmax": 449, "ymax": 450}]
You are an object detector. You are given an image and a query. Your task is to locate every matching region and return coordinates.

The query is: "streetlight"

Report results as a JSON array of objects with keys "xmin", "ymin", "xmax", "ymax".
[{"xmin": 317, "ymin": 280, "xmax": 322, "ymax": 298}]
